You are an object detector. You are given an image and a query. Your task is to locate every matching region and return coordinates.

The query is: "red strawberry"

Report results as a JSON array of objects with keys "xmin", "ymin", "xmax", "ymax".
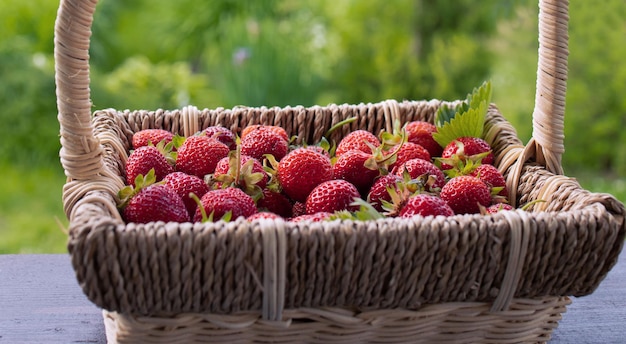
[
  {"xmin": 213, "ymin": 154, "xmax": 268, "ymax": 191},
  {"xmin": 132, "ymin": 129, "xmax": 175, "ymax": 149},
  {"xmin": 470, "ymin": 164, "xmax": 508, "ymax": 198},
  {"xmin": 332, "ymin": 149, "xmax": 380, "ymax": 195},
  {"xmin": 241, "ymin": 124, "xmax": 289, "ymax": 142},
  {"xmin": 291, "ymin": 201, "xmax": 307, "ymax": 218},
  {"xmin": 176, "ymin": 135, "xmax": 230, "ymax": 178},
  {"xmin": 404, "ymin": 121, "xmax": 442, "ymax": 157},
  {"xmin": 277, "ymin": 148, "xmax": 333, "ymax": 202},
  {"xmin": 290, "ymin": 212, "xmax": 332, "ymax": 222},
  {"xmin": 123, "ymin": 184, "xmax": 189, "ymax": 223},
  {"xmin": 367, "ymin": 174, "xmax": 403, "ymax": 212},
  {"xmin": 247, "ymin": 212, "xmax": 283, "ymax": 221},
  {"xmin": 394, "ymin": 158, "xmax": 446, "ymax": 191},
  {"xmin": 485, "ymin": 203, "xmax": 514, "ymax": 214},
  {"xmin": 335, "ymin": 130, "xmax": 380, "ymax": 156},
  {"xmin": 126, "ymin": 145, "xmax": 174, "ymax": 186},
  {"xmin": 387, "ymin": 142, "xmax": 431, "ymax": 171},
  {"xmin": 257, "ymin": 189, "xmax": 293, "ymax": 218},
  {"xmin": 241, "ymin": 127, "xmax": 289, "ymax": 161},
  {"xmin": 306, "ymin": 179, "xmax": 361, "ymax": 214},
  {"xmin": 440, "ymin": 175, "xmax": 491, "ymax": 214},
  {"xmin": 163, "ymin": 172, "xmax": 210, "ymax": 218},
  {"xmin": 441, "ymin": 137, "xmax": 494, "ymax": 170},
  {"xmin": 193, "ymin": 187, "xmax": 257, "ymax": 222},
  {"xmin": 204, "ymin": 126, "xmax": 236, "ymax": 150},
  {"xmin": 399, "ymin": 194, "xmax": 454, "ymax": 218}
]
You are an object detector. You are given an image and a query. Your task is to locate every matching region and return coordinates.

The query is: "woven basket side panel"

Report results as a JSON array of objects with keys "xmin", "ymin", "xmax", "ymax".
[{"xmin": 103, "ymin": 297, "xmax": 571, "ymax": 344}]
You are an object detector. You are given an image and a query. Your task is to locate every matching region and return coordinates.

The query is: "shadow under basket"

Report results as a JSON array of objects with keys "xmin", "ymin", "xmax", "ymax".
[{"xmin": 54, "ymin": 0, "xmax": 625, "ymax": 343}]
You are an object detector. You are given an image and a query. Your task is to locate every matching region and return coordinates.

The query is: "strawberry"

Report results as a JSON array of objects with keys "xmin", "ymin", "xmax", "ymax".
[
  {"xmin": 291, "ymin": 201, "xmax": 307, "ymax": 218},
  {"xmin": 394, "ymin": 158, "xmax": 446, "ymax": 191},
  {"xmin": 193, "ymin": 187, "xmax": 257, "ymax": 222},
  {"xmin": 335, "ymin": 130, "xmax": 380, "ymax": 156},
  {"xmin": 404, "ymin": 121, "xmax": 442, "ymax": 157},
  {"xmin": 241, "ymin": 126, "xmax": 289, "ymax": 161},
  {"xmin": 332, "ymin": 149, "xmax": 380, "ymax": 195},
  {"xmin": 241, "ymin": 124, "xmax": 289, "ymax": 142},
  {"xmin": 122, "ymin": 184, "xmax": 189, "ymax": 224},
  {"xmin": 440, "ymin": 137, "xmax": 494, "ymax": 170},
  {"xmin": 132, "ymin": 129, "xmax": 175, "ymax": 149},
  {"xmin": 367, "ymin": 174, "xmax": 403, "ymax": 212},
  {"xmin": 440, "ymin": 175, "xmax": 491, "ymax": 214},
  {"xmin": 213, "ymin": 153, "xmax": 268, "ymax": 192},
  {"xmin": 125, "ymin": 145, "xmax": 174, "ymax": 186},
  {"xmin": 387, "ymin": 142, "xmax": 431, "ymax": 172},
  {"xmin": 470, "ymin": 164, "xmax": 508, "ymax": 198},
  {"xmin": 247, "ymin": 212, "xmax": 283, "ymax": 221},
  {"xmin": 305, "ymin": 179, "xmax": 361, "ymax": 214},
  {"xmin": 163, "ymin": 172, "xmax": 210, "ymax": 218},
  {"xmin": 484, "ymin": 203, "xmax": 514, "ymax": 214},
  {"xmin": 176, "ymin": 135, "xmax": 230, "ymax": 178},
  {"xmin": 257, "ymin": 188, "xmax": 293, "ymax": 218},
  {"xmin": 204, "ymin": 126, "xmax": 236, "ymax": 150},
  {"xmin": 290, "ymin": 212, "xmax": 332, "ymax": 222},
  {"xmin": 276, "ymin": 147, "xmax": 333, "ymax": 202},
  {"xmin": 399, "ymin": 194, "xmax": 454, "ymax": 218}
]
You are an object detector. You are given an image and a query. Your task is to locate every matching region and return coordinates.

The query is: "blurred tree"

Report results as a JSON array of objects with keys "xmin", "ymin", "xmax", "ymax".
[{"xmin": 490, "ymin": 0, "xmax": 626, "ymax": 176}]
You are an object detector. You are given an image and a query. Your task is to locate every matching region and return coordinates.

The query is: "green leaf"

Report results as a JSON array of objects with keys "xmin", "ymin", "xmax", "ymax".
[{"xmin": 432, "ymin": 80, "xmax": 492, "ymax": 148}]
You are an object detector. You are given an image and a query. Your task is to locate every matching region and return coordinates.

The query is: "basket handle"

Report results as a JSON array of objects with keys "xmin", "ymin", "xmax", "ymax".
[{"xmin": 54, "ymin": 0, "xmax": 569, "ymax": 180}]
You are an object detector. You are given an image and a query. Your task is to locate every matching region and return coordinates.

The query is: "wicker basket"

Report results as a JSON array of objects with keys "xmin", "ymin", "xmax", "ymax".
[{"xmin": 54, "ymin": 0, "xmax": 625, "ymax": 343}]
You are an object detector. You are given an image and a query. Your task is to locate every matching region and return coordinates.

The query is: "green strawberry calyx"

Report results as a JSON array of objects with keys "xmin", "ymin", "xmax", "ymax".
[
  {"xmin": 118, "ymin": 168, "xmax": 159, "ymax": 208},
  {"xmin": 432, "ymin": 80, "xmax": 492, "ymax": 148}
]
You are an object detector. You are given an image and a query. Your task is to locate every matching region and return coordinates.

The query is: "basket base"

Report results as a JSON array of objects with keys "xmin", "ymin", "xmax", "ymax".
[{"xmin": 104, "ymin": 297, "xmax": 570, "ymax": 344}]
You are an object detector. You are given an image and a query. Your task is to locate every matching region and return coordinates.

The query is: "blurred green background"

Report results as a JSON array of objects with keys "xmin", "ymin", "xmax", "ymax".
[{"xmin": 1, "ymin": 0, "xmax": 624, "ymax": 253}]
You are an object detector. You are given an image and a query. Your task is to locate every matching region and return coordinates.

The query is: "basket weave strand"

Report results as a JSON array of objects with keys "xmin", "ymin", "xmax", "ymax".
[{"xmin": 53, "ymin": 0, "xmax": 626, "ymax": 343}]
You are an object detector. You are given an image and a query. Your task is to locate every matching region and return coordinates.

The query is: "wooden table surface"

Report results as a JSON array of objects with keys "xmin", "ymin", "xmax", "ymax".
[{"xmin": 1, "ymin": 250, "xmax": 624, "ymax": 343}]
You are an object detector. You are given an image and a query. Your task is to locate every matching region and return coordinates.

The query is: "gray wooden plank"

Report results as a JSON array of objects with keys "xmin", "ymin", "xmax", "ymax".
[
  {"xmin": 0, "ymin": 250, "xmax": 624, "ymax": 343},
  {"xmin": 550, "ymin": 252, "xmax": 626, "ymax": 344},
  {"xmin": 0, "ymin": 254, "xmax": 106, "ymax": 344}
]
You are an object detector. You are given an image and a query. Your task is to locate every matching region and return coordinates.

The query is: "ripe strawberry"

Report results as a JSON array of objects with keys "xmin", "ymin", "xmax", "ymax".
[
  {"xmin": 470, "ymin": 164, "xmax": 508, "ymax": 198},
  {"xmin": 440, "ymin": 175, "xmax": 491, "ymax": 214},
  {"xmin": 440, "ymin": 137, "xmax": 494, "ymax": 170},
  {"xmin": 126, "ymin": 145, "xmax": 174, "ymax": 186},
  {"xmin": 367, "ymin": 174, "xmax": 403, "ymax": 212},
  {"xmin": 485, "ymin": 203, "xmax": 514, "ymax": 214},
  {"xmin": 204, "ymin": 126, "xmax": 236, "ymax": 150},
  {"xmin": 387, "ymin": 142, "xmax": 431, "ymax": 172},
  {"xmin": 399, "ymin": 194, "xmax": 454, "ymax": 218},
  {"xmin": 332, "ymin": 149, "xmax": 380, "ymax": 195},
  {"xmin": 241, "ymin": 127, "xmax": 289, "ymax": 161},
  {"xmin": 305, "ymin": 179, "xmax": 361, "ymax": 214},
  {"xmin": 132, "ymin": 129, "xmax": 174, "ymax": 149},
  {"xmin": 163, "ymin": 172, "xmax": 210, "ymax": 218},
  {"xmin": 257, "ymin": 189, "xmax": 293, "ymax": 218},
  {"xmin": 247, "ymin": 212, "xmax": 283, "ymax": 221},
  {"xmin": 290, "ymin": 212, "xmax": 332, "ymax": 222},
  {"xmin": 404, "ymin": 121, "xmax": 442, "ymax": 157},
  {"xmin": 241, "ymin": 124, "xmax": 289, "ymax": 142},
  {"xmin": 394, "ymin": 158, "xmax": 446, "ymax": 191},
  {"xmin": 176, "ymin": 135, "xmax": 230, "ymax": 178},
  {"xmin": 335, "ymin": 130, "xmax": 380, "ymax": 156},
  {"xmin": 193, "ymin": 187, "xmax": 257, "ymax": 222},
  {"xmin": 123, "ymin": 184, "xmax": 189, "ymax": 224},
  {"xmin": 277, "ymin": 148, "xmax": 333, "ymax": 202},
  {"xmin": 291, "ymin": 201, "xmax": 307, "ymax": 218},
  {"xmin": 213, "ymin": 154, "xmax": 268, "ymax": 191}
]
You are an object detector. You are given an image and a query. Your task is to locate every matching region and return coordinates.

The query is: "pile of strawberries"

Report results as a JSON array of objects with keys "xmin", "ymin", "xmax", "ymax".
[{"xmin": 119, "ymin": 82, "xmax": 516, "ymax": 224}]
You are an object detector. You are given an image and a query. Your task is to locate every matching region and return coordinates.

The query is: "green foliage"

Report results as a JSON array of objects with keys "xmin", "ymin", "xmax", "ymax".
[{"xmin": 434, "ymin": 81, "xmax": 492, "ymax": 147}]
